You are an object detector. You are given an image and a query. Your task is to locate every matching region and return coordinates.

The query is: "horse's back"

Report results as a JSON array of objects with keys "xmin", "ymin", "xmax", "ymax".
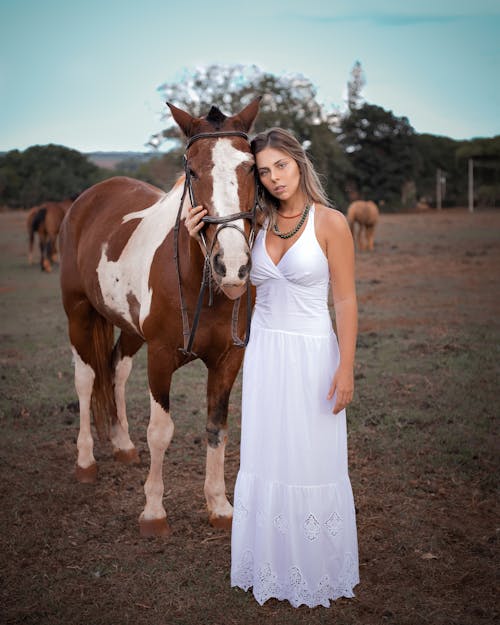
[
  {"xmin": 59, "ymin": 176, "xmax": 168, "ymax": 328},
  {"xmin": 347, "ymin": 200, "xmax": 379, "ymax": 226},
  {"xmin": 61, "ymin": 177, "xmax": 162, "ymax": 256},
  {"xmin": 63, "ymin": 176, "xmax": 162, "ymax": 232}
]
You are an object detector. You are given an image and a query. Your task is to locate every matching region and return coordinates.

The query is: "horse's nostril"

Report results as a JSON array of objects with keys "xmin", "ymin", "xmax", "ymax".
[
  {"xmin": 213, "ymin": 252, "xmax": 226, "ymax": 277},
  {"xmin": 238, "ymin": 255, "xmax": 252, "ymax": 280}
]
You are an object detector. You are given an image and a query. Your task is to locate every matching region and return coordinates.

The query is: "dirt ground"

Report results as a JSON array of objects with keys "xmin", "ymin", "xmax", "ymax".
[{"xmin": 0, "ymin": 208, "xmax": 498, "ymax": 625}]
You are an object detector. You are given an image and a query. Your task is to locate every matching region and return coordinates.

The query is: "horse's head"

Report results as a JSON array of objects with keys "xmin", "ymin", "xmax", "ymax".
[{"xmin": 168, "ymin": 98, "xmax": 261, "ymax": 300}]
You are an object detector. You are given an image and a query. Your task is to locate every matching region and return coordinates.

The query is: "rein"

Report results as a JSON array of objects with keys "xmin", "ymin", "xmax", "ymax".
[{"xmin": 173, "ymin": 131, "xmax": 258, "ymax": 358}]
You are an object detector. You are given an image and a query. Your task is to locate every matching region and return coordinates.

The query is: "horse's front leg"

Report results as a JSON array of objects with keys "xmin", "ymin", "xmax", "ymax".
[
  {"xmin": 204, "ymin": 352, "xmax": 243, "ymax": 529},
  {"xmin": 139, "ymin": 346, "xmax": 174, "ymax": 537}
]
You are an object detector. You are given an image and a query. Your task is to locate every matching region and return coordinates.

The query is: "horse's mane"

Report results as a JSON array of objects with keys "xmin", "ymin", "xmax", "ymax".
[{"xmin": 206, "ymin": 106, "xmax": 227, "ymax": 129}]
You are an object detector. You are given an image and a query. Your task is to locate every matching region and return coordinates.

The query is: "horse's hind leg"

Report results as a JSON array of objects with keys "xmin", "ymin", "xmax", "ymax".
[
  {"xmin": 365, "ymin": 224, "xmax": 376, "ymax": 251},
  {"xmin": 66, "ymin": 298, "xmax": 115, "ymax": 482},
  {"xmin": 355, "ymin": 223, "xmax": 363, "ymax": 251},
  {"xmin": 204, "ymin": 352, "xmax": 242, "ymax": 529},
  {"xmin": 72, "ymin": 345, "xmax": 97, "ymax": 482},
  {"xmin": 67, "ymin": 300, "xmax": 99, "ymax": 482},
  {"xmin": 111, "ymin": 331, "xmax": 144, "ymax": 464},
  {"xmin": 39, "ymin": 232, "xmax": 51, "ymax": 272},
  {"xmin": 359, "ymin": 224, "xmax": 368, "ymax": 251}
]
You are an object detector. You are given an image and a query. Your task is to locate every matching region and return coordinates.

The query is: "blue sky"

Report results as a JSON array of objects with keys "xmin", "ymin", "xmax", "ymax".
[{"xmin": 1, "ymin": 0, "xmax": 499, "ymax": 152}]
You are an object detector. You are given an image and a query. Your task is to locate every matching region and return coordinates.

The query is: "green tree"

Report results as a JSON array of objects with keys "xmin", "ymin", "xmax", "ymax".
[
  {"xmin": 456, "ymin": 135, "xmax": 500, "ymax": 207},
  {"xmin": 414, "ymin": 134, "xmax": 464, "ymax": 207},
  {"xmin": 0, "ymin": 144, "xmax": 103, "ymax": 208},
  {"xmin": 338, "ymin": 103, "xmax": 418, "ymax": 209}
]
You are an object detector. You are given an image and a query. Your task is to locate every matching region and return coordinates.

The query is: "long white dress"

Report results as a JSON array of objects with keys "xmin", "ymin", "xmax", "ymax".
[{"xmin": 230, "ymin": 205, "xmax": 359, "ymax": 608}]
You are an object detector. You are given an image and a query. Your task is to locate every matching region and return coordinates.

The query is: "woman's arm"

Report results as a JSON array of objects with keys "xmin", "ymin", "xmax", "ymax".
[{"xmin": 317, "ymin": 206, "xmax": 358, "ymax": 414}]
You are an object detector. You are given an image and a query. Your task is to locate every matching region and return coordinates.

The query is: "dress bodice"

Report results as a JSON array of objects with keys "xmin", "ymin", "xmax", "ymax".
[{"xmin": 250, "ymin": 205, "xmax": 332, "ymax": 336}]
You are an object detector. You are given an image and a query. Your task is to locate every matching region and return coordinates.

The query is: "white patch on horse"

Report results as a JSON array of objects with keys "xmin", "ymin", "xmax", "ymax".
[
  {"xmin": 205, "ymin": 428, "xmax": 233, "ymax": 520},
  {"xmin": 211, "ymin": 140, "xmax": 252, "ymax": 281},
  {"xmin": 96, "ymin": 183, "xmax": 186, "ymax": 332},
  {"xmin": 72, "ymin": 346, "xmax": 96, "ymax": 470},
  {"xmin": 140, "ymin": 392, "xmax": 175, "ymax": 522},
  {"xmin": 110, "ymin": 356, "xmax": 135, "ymax": 452}
]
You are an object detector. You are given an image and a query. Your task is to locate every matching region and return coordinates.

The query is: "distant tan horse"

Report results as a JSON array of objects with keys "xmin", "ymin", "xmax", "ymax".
[
  {"xmin": 27, "ymin": 199, "xmax": 72, "ymax": 271},
  {"xmin": 346, "ymin": 200, "xmax": 379, "ymax": 251}
]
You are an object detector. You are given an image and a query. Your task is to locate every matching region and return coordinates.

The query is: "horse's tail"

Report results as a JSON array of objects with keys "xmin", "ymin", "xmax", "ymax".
[
  {"xmin": 90, "ymin": 313, "xmax": 117, "ymax": 441},
  {"xmin": 31, "ymin": 207, "xmax": 47, "ymax": 236}
]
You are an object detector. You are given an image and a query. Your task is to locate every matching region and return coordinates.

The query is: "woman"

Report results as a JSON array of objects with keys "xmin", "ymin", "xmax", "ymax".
[{"xmin": 186, "ymin": 127, "xmax": 359, "ymax": 607}]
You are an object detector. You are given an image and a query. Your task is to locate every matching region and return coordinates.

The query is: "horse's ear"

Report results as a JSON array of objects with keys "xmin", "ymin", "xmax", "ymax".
[
  {"xmin": 167, "ymin": 102, "xmax": 194, "ymax": 137},
  {"xmin": 234, "ymin": 96, "xmax": 262, "ymax": 132}
]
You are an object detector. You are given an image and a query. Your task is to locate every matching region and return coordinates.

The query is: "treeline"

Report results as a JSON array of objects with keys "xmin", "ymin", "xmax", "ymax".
[
  {"xmin": 0, "ymin": 144, "xmax": 105, "ymax": 209},
  {"xmin": 1, "ymin": 64, "xmax": 499, "ymax": 210}
]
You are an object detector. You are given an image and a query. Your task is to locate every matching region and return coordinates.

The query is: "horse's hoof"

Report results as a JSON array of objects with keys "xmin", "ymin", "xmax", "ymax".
[
  {"xmin": 208, "ymin": 513, "xmax": 233, "ymax": 530},
  {"xmin": 75, "ymin": 463, "xmax": 97, "ymax": 483},
  {"xmin": 139, "ymin": 516, "xmax": 172, "ymax": 538},
  {"xmin": 113, "ymin": 447, "xmax": 140, "ymax": 465}
]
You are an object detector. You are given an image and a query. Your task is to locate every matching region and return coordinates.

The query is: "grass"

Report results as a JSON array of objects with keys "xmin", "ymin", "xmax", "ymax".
[{"xmin": 0, "ymin": 208, "xmax": 499, "ymax": 625}]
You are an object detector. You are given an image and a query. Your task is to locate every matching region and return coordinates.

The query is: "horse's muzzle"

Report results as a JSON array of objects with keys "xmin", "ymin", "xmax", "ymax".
[{"xmin": 212, "ymin": 250, "xmax": 251, "ymax": 282}]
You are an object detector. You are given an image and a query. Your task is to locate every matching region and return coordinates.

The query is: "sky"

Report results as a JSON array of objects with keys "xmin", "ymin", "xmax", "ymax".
[{"xmin": 1, "ymin": 0, "xmax": 499, "ymax": 153}]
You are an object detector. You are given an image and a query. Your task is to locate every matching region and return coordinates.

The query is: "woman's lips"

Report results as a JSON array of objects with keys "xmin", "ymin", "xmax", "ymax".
[{"xmin": 274, "ymin": 185, "xmax": 286, "ymax": 194}]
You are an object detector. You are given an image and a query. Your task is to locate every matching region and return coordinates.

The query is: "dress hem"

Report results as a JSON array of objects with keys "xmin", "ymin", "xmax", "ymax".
[{"xmin": 231, "ymin": 580, "xmax": 360, "ymax": 609}]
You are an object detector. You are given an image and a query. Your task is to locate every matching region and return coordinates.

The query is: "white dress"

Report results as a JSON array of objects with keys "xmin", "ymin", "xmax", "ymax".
[{"xmin": 231, "ymin": 205, "xmax": 359, "ymax": 608}]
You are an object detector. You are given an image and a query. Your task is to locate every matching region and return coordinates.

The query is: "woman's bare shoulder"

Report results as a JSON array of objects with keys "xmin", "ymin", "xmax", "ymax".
[{"xmin": 315, "ymin": 204, "xmax": 350, "ymax": 235}]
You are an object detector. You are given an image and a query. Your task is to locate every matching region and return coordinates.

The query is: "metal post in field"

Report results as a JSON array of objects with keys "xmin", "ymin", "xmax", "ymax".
[
  {"xmin": 468, "ymin": 159, "xmax": 474, "ymax": 213},
  {"xmin": 436, "ymin": 168, "xmax": 442, "ymax": 210}
]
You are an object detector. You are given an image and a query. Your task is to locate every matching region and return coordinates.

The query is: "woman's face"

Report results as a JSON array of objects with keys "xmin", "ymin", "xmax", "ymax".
[{"xmin": 256, "ymin": 147, "xmax": 301, "ymax": 203}]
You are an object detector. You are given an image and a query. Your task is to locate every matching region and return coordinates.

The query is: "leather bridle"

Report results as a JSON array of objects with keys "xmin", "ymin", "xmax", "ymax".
[{"xmin": 173, "ymin": 131, "xmax": 259, "ymax": 358}]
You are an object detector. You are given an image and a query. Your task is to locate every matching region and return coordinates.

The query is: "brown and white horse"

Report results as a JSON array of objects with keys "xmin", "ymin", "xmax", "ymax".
[
  {"xmin": 59, "ymin": 98, "xmax": 261, "ymax": 537},
  {"xmin": 27, "ymin": 199, "xmax": 72, "ymax": 271},
  {"xmin": 346, "ymin": 200, "xmax": 379, "ymax": 252}
]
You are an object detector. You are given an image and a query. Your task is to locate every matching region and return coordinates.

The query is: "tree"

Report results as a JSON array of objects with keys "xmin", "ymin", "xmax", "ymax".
[
  {"xmin": 149, "ymin": 64, "xmax": 350, "ymax": 207},
  {"xmin": 414, "ymin": 134, "xmax": 464, "ymax": 207},
  {"xmin": 338, "ymin": 103, "xmax": 418, "ymax": 208},
  {"xmin": 0, "ymin": 144, "xmax": 103, "ymax": 208},
  {"xmin": 347, "ymin": 61, "xmax": 366, "ymax": 112}
]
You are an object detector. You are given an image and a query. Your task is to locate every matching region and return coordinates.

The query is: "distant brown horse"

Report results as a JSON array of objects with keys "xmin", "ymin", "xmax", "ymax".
[
  {"xmin": 27, "ymin": 199, "xmax": 72, "ymax": 271},
  {"xmin": 346, "ymin": 200, "xmax": 379, "ymax": 251},
  {"xmin": 59, "ymin": 98, "xmax": 261, "ymax": 537}
]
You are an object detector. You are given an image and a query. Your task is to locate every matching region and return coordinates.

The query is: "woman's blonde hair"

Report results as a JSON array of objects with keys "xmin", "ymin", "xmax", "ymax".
[{"xmin": 251, "ymin": 127, "xmax": 331, "ymax": 223}]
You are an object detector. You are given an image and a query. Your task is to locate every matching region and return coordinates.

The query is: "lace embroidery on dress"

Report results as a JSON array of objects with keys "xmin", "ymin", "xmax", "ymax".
[
  {"xmin": 232, "ymin": 552, "xmax": 358, "ymax": 608},
  {"xmin": 273, "ymin": 514, "xmax": 289, "ymax": 535},
  {"xmin": 234, "ymin": 550, "xmax": 254, "ymax": 590},
  {"xmin": 233, "ymin": 498, "xmax": 248, "ymax": 526},
  {"xmin": 303, "ymin": 513, "xmax": 321, "ymax": 541},
  {"xmin": 325, "ymin": 511, "xmax": 343, "ymax": 537}
]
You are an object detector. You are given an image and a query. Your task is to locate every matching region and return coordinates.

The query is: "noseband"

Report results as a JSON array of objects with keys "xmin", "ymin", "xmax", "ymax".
[{"xmin": 173, "ymin": 131, "xmax": 259, "ymax": 358}]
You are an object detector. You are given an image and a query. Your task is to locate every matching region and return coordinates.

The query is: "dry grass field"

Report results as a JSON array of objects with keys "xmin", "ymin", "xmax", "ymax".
[{"xmin": 0, "ymin": 208, "xmax": 498, "ymax": 625}]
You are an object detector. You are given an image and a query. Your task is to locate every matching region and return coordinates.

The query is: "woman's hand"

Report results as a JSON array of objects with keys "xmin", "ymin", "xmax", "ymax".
[
  {"xmin": 185, "ymin": 205, "xmax": 207, "ymax": 240},
  {"xmin": 327, "ymin": 365, "xmax": 354, "ymax": 414}
]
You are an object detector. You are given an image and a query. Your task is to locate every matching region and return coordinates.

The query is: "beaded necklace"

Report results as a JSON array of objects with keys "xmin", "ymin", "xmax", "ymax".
[{"xmin": 272, "ymin": 204, "xmax": 310, "ymax": 240}]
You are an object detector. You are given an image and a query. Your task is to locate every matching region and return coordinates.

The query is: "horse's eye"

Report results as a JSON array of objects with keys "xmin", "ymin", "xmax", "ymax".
[{"xmin": 189, "ymin": 168, "xmax": 198, "ymax": 180}]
